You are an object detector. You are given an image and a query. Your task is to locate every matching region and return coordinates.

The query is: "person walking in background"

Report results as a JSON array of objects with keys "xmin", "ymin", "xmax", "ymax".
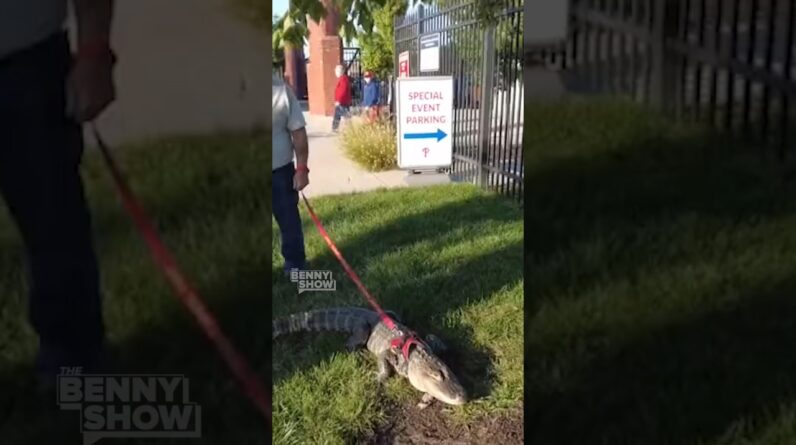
[
  {"xmin": 362, "ymin": 70, "xmax": 381, "ymax": 123},
  {"xmin": 332, "ymin": 64, "xmax": 352, "ymax": 132}
]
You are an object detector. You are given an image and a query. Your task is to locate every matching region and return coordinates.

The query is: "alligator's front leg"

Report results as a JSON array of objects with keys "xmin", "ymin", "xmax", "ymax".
[
  {"xmin": 345, "ymin": 327, "xmax": 370, "ymax": 352},
  {"xmin": 424, "ymin": 334, "xmax": 448, "ymax": 354},
  {"xmin": 375, "ymin": 351, "xmax": 394, "ymax": 383},
  {"xmin": 417, "ymin": 393, "xmax": 435, "ymax": 410}
]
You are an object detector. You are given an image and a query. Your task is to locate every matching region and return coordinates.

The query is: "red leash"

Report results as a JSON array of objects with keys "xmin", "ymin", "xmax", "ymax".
[
  {"xmin": 91, "ymin": 125, "xmax": 271, "ymax": 427},
  {"xmin": 299, "ymin": 191, "xmax": 423, "ymax": 358}
]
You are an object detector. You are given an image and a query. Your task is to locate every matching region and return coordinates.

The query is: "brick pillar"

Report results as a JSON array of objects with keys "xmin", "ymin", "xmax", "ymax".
[{"xmin": 307, "ymin": 0, "xmax": 342, "ymax": 116}]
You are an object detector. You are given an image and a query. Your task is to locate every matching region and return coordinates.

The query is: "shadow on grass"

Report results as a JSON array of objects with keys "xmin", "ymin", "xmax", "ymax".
[
  {"xmin": 0, "ymin": 130, "xmax": 273, "ymax": 444},
  {"xmin": 272, "ymin": 191, "xmax": 523, "ymax": 404},
  {"xmin": 0, "ymin": 266, "xmax": 273, "ymax": 445},
  {"xmin": 528, "ymin": 277, "xmax": 796, "ymax": 445},
  {"xmin": 524, "ymin": 99, "xmax": 796, "ymax": 444}
]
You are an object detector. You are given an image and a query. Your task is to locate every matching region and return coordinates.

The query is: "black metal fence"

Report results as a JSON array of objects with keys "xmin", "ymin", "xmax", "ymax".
[
  {"xmin": 533, "ymin": 0, "xmax": 796, "ymax": 160},
  {"xmin": 343, "ymin": 47, "xmax": 364, "ymax": 106},
  {"xmin": 394, "ymin": 0, "xmax": 525, "ymax": 202}
]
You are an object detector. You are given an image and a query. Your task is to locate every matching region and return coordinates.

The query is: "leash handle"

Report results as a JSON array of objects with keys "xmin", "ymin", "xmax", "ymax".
[
  {"xmin": 299, "ymin": 191, "xmax": 398, "ymax": 330},
  {"xmin": 91, "ymin": 124, "xmax": 271, "ymax": 427}
]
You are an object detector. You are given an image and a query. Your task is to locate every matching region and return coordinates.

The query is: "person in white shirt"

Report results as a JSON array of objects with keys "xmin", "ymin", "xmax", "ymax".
[
  {"xmin": 272, "ymin": 74, "xmax": 310, "ymax": 275},
  {"xmin": 0, "ymin": 0, "xmax": 116, "ymax": 391}
]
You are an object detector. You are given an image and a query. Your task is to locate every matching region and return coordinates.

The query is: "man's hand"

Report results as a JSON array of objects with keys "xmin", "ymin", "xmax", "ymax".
[
  {"xmin": 293, "ymin": 170, "xmax": 309, "ymax": 191},
  {"xmin": 67, "ymin": 55, "xmax": 116, "ymax": 122},
  {"xmin": 334, "ymin": 101, "xmax": 340, "ymax": 107},
  {"xmin": 69, "ymin": 0, "xmax": 115, "ymax": 121}
]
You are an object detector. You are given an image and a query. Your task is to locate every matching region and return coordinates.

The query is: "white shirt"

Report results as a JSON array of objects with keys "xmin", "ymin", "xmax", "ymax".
[{"xmin": 272, "ymin": 75, "xmax": 306, "ymax": 171}]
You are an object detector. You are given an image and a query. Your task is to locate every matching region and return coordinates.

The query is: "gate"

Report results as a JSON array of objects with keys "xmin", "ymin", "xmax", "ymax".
[
  {"xmin": 343, "ymin": 47, "xmax": 364, "ymax": 107},
  {"xmin": 394, "ymin": 0, "xmax": 525, "ymax": 202},
  {"xmin": 533, "ymin": 0, "xmax": 796, "ymax": 160}
]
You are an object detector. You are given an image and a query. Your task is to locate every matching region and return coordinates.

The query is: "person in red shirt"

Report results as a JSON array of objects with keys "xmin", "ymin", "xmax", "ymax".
[{"xmin": 332, "ymin": 64, "xmax": 352, "ymax": 132}]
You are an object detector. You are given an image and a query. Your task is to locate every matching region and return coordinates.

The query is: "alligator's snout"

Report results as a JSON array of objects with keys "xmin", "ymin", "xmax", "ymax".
[
  {"xmin": 426, "ymin": 376, "xmax": 468, "ymax": 405},
  {"xmin": 439, "ymin": 391, "xmax": 467, "ymax": 406}
]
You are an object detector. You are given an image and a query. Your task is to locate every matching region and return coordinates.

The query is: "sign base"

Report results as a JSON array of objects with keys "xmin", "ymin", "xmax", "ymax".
[{"xmin": 403, "ymin": 169, "xmax": 451, "ymax": 187}]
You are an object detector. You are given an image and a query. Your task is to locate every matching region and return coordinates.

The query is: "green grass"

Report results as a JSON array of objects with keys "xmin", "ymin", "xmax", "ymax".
[
  {"xmin": 524, "ymin": 97, "xmax": 796, "ymax": 445},
  {"xmin": 272, "ymin": 185, "xmax": 524, "ymax": 444},
  {"xmin": 0, "ymin": 129, "xmax": 272, "ymax": 444}
]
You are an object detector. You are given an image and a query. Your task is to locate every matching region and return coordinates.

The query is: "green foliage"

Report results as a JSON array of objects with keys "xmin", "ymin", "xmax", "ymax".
[
  {"xmin": 227, "ymin": 0, "xmax": 512, "ymax": 77},
  {"xmin": 340, "ymin": 119, "xmax": 398, "ymax": 171},
  {"xmin": 272, "ymin": 15, "xmax": 286, "ymax": 68},
  {"xmin": 432, "ymin": 0, "xmax": 522, "ymax": 85},
  {"xmin": 472, "ymin": 0, "xmax": 504, "ymax": 25},
  {"xmin": 227, "ymin": 0, "xmax": 503, "ymax": 53},
  {"xmin": 360, "ymin": 0, "xmax": 407, "ymax": 78}
]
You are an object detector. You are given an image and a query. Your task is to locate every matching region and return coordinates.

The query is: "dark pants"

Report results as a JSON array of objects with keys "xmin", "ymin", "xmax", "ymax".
[
  {"xmin": 272, "ymin": 163, "xmax": 306, "ymax": 271},
  {"xmin": 332, "ymin": 105, "xmax": 350, "ymax": 131},
  {"xmin": 0, "ymin": 33, "xmax": 105, "ymax": 378}
]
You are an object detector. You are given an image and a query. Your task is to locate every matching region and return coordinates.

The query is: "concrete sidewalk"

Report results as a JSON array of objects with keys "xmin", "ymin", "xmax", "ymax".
[{"xmin": 301, "ymin": 112, "xmax": 409, "ymax": 199}]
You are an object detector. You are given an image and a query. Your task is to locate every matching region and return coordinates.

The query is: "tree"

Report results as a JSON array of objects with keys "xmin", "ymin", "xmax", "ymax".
[
  {"xmin": 272, "ymin": 15, "xmax": 286, "ymax": 71},
  {"xmin": 359, "ymin": 0, "xmax": 407, "ymax": 78},
  {"xmin": 435, "ymin": 0, "xmax": 522, "ymax": 89},
  {"xmin": 230, "ymin": 0, "xmax": 503, "ymax": 49}
]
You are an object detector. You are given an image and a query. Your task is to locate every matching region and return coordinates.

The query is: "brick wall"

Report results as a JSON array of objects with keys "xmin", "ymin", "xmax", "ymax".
[{"xmin": 306, "ymin": 0, "xmax": 342, "ymax": 117}]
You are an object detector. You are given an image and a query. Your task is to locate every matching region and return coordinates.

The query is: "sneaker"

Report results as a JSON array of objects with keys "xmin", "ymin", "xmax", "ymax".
[
  {"xmin": 35, "ymin": 349, "xmax": 110, "ymax": 396},
  {"xmin": 283, "ymin": 261, "xmax": 309, "ymax": 278}
]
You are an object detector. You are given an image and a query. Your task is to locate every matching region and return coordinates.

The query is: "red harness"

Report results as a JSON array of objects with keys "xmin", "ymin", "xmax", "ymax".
[{"xmin": 389, "ymin": 330, "xmax": 424, "ymax": 360}]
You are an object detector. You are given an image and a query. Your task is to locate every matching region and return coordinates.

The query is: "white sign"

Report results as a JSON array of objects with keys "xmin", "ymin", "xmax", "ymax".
[
  {"xmin": 419, "ymin": 33, "xmax": 440, "ymax": 72},
  {"xmin": 396, "ymin": 76, "xmax": 453, "ymax": 169},
  {"xmin": 525, "ymin": 0, "xmax": 570, "ymax": 47}
]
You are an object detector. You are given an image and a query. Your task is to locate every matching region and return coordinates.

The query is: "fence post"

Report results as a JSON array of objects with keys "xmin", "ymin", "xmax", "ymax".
[
  {"xmin": 649, "ymin": 0, "xmax": 681, "ymax": 111},
  {"xmin": 476, "ymin": 26, "xmax": 496, "ymax": 187}
]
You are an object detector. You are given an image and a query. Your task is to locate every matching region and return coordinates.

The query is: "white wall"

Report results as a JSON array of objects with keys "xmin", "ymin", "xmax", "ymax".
[{"xmin": 72, "ymin": 0, "xmax": 271, "ymax": 146}]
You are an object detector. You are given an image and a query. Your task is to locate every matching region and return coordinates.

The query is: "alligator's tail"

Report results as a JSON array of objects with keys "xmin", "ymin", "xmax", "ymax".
[{"xmin": 272, "ymin": 307, "xmax": 377, "ymax": 339}]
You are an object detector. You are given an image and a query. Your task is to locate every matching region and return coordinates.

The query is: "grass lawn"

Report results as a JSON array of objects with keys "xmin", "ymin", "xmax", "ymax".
[
  {"xmin": 272, "ymin": 185, "xmax": 524, "ymax": 444},
  {"xmin": 0, "ymin": 129, "xmax": 272, "ymax": 444},
  {"xmin": 524, "ymin": 98, "xmax": 796, "ymax": 445}
]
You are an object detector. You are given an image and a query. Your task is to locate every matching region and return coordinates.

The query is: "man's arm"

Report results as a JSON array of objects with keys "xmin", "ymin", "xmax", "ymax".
[
  {"xmin": 68, "ymin": 0, "xmax": 116, "ymax": 123},
  {"xmin": 291, "ymin": 128, "xmax": 309, "ymax": 167},
  {"xmin": 285, "ymin": 85, "xmax": 310, "ymax": 191},
  {"xmin": 72, "ymin": 0, "xmax": 114, "ymax": 48}
]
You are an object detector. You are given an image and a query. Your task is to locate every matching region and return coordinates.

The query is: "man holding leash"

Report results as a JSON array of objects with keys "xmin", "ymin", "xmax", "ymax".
[
  {"xmin": 272, "ymin": 73, "xmax": 310, "ymax": 276},
  {"xmin": 0, "ymin": 0, "xmax": 116, "ymax": 389}
]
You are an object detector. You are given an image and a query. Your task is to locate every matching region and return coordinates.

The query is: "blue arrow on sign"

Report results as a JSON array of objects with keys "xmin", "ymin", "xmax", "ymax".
[{"xmin": 403, "ymin": 128, "xmax": 448, "ymax": 142}]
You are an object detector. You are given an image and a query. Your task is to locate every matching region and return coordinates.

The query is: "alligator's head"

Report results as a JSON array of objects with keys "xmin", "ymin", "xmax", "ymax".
[{"xmin": 405, "ymin": 345, "xmax": 467, "ymax": 405}]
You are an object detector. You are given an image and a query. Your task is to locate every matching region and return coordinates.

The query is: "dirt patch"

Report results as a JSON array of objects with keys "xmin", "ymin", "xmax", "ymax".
[{"xmin": 364, "ymin": 402, "xmax": 524, "ymax": 445}]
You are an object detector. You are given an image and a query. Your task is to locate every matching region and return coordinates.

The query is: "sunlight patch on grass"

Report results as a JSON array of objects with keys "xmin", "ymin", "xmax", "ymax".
[
  {"xmin": 524, "ymin": 99, "xmax": 796, "ymax": 444},
  {"xmin": 273, "ymin": 184, "xmax": 524, "ymax": 444}
]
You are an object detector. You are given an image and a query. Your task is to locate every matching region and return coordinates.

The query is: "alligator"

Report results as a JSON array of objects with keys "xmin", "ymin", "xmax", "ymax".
[{"xmin": 272, "ymin": 307, "xmax": 467, "ymax": 408}]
